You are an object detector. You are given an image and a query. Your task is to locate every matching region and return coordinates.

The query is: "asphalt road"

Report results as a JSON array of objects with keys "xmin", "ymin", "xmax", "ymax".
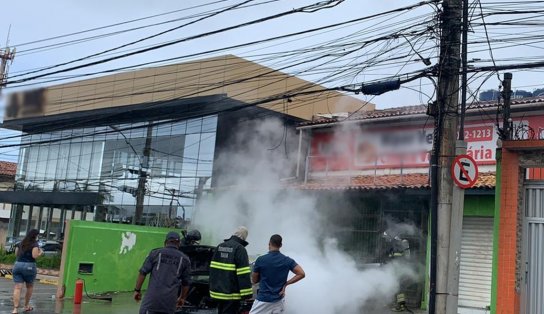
[{"xmin": 0, "ymin": 277, "xmax": 427, "ymax": 313}]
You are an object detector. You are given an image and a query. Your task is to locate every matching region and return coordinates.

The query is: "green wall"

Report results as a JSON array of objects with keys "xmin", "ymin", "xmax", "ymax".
[
  {"xmin": 464, "ymin": 195, "xmax": 495, "ymax": 217},
  {"xmin": 421, "ymin": 194, "xmax": 495, "ymax": 309},
  {"xmin": 62, "ymin": 221, "xmax": 178, "ymax": 297}
]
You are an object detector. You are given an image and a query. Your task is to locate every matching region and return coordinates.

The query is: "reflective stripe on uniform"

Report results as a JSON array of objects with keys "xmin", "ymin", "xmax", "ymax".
[
  {"xmin": 210, "ymin": 261, "xmax": 236, "ymax": 271},
  {"xmin": 156, "ymin": 252, "xmax": 162, "ymax": 270},
  {"xmin": 210, "ymin": 290, "xmax": 242, "ymax": 300},
  {"xmin": 239, "ymin": 288, "xmax": 253, "ymax": 296},
  {"xmin": 236, "ymin": 266, "xmax": 251, "ymax": 275}
]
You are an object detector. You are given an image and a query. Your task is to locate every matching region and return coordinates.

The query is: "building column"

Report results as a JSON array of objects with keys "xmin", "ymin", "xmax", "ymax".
[
  {"xmin": 94, "ymin": 206, "xmax": 107, "ymax": 222},
  {"xmin": 496, "ymin": 148, "xmax": 521, "ymax": 314},
  {"xmin": 82, "ymin": 206, "xmax": 87, "ymax": 221},
  {"xmin": 25, "ymin": 205, "xmax": 34, "ymax": 233},
  {"xmin": 44, "ymin": 207, "xmax": 53, "ymax": 240},
  {"xmin": 12, "ymin": 204, "xmax": 24, "ymax": 238},
  {"xmin": 35, "ymin": 206, "xmax": 44, "ymax": 231},
  {"xmin": 57, "ymin": 207, "xmax": 66, "ymax": 240}
]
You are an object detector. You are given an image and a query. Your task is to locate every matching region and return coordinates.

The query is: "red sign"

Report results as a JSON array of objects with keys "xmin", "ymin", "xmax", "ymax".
[
  {"xmin": 451, "ymin": 154, "xmax": 479, "ymax": 189},
  {"xmin": 308, "ymin": 115, "xmax": 544, "ymax": 172},
  {"xmin": 463, "ymin": 126, "xmax": 493, "ymax": 142}
]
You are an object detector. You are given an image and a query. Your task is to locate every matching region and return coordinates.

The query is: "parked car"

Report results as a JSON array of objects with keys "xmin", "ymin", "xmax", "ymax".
[
  {"xmin": 4, "ymin": 238, "xmax": 62, "ymax": 256},
  {"xmin": 39, "ymin": 240, "xmax": 63, "ymax": 256},
  {"xmin": 4, "ymin": 237, "xmax": 23, "ymax": 254}
]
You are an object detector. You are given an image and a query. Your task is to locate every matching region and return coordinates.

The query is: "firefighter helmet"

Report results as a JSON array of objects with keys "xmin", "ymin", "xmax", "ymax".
[{"xmin": 184, "ymin": 229, "xmax": 202, "ymax": 245}]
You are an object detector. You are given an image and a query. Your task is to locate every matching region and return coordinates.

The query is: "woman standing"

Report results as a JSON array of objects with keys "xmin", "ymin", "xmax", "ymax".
[{"xmin": 11, "ymin": 229, "xmax": 43, "ymax": 313}]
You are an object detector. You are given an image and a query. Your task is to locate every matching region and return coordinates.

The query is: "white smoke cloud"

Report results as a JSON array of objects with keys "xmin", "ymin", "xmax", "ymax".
[{"xmin": 193, "ymin": 118, "xmax": 419, "ymax": 313}]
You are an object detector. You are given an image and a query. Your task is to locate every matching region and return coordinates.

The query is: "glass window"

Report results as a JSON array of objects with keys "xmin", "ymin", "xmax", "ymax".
[
  {"xmin": 77, "ymin": 142, "xmax": 93, "ymax": 179},
  {"xmin": 56, "ymin": 143, "xmax": 70, "ymax": 181},
  {"xmin": 186, "ymin": 118, "xmax": 202, "ymax": 134},
  {"xmin": 89, "ymin": 142, "xmax": 104, "ymax": 180},
  {"xmin": 14, "ymin": 115, "xmax": 218, "ymax": 227},
  {"xmin": 171, "ymin": 121, "xmax": 187, "ymax": 135},
  {"xmin": 67, "ymin": 142, "xmax": 81, "ymax": 180},
  {"xmin": 182, "ymin": 134, "xmax": 200, "ymax": 178},
  {"xmin": 202, "ymin": 115, "xmax": 218, "ymax": 133},
  {"xmin": 45, "ymin": 144, "xmax": 59, "ymax": 180}
]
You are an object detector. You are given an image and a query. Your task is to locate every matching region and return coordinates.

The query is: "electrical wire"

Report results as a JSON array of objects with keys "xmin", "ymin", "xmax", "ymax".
[{"xmin": 4, "ymin": 0, "xmax": 347, "ymax": 85}]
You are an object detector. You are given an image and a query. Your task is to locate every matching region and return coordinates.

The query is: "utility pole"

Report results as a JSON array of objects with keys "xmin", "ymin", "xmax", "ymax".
[
  {"xmin": 0, "ymin": 46, "xmax": 15, "ymax": 92},
  {"xmin": 444, "ymin": 0, "xmax": 470, "ymax": 312},
  {"xmin": 429, "ymin": 0, "xmax": 462, "ymax": 313},
  {"xmin": 134, "ymin": 123, "xmax": 153, "ymax": 225},
  {"xmin": 501, "ymin": 73, "xmax": 513, "ymax": 140}
]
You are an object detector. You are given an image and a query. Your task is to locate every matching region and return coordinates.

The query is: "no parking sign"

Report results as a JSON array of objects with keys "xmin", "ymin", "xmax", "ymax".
[{"xmin": 451, "ymin": 154, "xmax": 479, "ymax": 189}]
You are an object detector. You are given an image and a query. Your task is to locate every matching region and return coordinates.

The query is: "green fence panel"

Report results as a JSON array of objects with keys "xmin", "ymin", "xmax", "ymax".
[{"xmin": 62, "ymin": 220, "xmax": 178, "ymax": 297}]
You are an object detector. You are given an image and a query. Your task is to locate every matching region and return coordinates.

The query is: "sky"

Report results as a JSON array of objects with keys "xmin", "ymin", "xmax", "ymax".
[{"xmin": 0, "ymin": 0, "xmax": 543, "ymax": 161}]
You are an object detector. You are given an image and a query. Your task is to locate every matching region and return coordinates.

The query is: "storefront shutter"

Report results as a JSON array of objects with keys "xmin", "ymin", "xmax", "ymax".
[{"xmin": 458, "ymin": 216, "xmax": 494, "ymax": 309}]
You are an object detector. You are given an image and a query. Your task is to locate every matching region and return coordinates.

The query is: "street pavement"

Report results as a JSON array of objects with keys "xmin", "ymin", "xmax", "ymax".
[
  {"xmin": 0, "ymin": 277, "xmax": 140, "ymax": 314},
  {"xmin": 0, "ymin": 277, "xmax": 428, "ymax": 313}
]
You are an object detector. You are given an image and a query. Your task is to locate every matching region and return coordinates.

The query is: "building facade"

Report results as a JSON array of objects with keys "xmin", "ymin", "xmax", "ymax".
[
  {"xmin": 295, "ymin": 98, "xmax": 544, "ymax": 311},
  {"xmin": 1, "ymin": 55, "xmax": 371, "ymax": 240},
  {"xmin": 0, "ymin": 161, "xmax": 16, "ymax": 217}
]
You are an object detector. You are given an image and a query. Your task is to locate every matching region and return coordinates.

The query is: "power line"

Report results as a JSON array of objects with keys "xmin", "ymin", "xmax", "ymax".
[
  {"xmin": 4, "ymin": 0, "xmax": 346, "ymax": 86},
  {"xmin": 9, "ymin": 0, "xmax": 258, "ymax": 78},
  {"xmin": 1, "ymin": 0, "xmax": 234, "ymax": 50}
]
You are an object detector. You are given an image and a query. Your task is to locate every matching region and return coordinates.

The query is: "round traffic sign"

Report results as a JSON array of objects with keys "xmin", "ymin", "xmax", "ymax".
[{"xmin": 451, "ymin": 154, "xmax": 479, "ymax": 189}]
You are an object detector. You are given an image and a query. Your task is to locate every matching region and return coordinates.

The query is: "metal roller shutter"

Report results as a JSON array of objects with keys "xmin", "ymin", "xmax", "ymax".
[{"xmin": 458, "ymin": 216, "xmax": 494, "ymax": 309}]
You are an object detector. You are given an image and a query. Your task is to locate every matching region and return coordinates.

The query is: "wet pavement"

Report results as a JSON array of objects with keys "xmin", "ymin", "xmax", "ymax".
[
  {"xmin": 0, "ymin": 278, "xmax": 140, "ymax": 314},
  {"xmin": 0, "ymin": 277, "xmax": 428, "ymax": 313}
]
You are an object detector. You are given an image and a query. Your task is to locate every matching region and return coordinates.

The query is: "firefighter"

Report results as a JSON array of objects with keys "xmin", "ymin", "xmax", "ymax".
[
  {"xmin": 382, "ymin": 231, "xmax": 411, "ymax": 312},
  {"xmin": 209, "ymin": 227, "xmax": 253, "ymax": 314},
  {"xmin": 182, "ymin": 229, "xmax": 202, "ymax": 246}
]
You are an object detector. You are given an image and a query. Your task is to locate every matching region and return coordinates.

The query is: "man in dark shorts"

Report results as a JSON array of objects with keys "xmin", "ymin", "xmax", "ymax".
[
  {"xmin": 134, "ymin": 231, "xmax": 191, "ymax": 314},
  {"xmin": 249, "ymin": 234, "xmax": 305, "ymax": 314}
]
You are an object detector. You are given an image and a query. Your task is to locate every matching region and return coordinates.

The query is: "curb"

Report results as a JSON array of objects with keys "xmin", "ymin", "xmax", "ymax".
[
  {"xmin": 39, "ymin": 278, "xmax": 59, "ymax": 286},
  {"xmin": 0, "ymin": 264, "xmax": 60, "ymax": 277},
  {"xmin": 0, "ymin": 267, "xmax": 59, "ymax": 285}
]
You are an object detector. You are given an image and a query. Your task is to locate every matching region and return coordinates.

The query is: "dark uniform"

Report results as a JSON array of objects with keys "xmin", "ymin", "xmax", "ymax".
[
  {"xmin": 209, "ymin": 236, "xmax": 253, "ymax": 314},
  {"xmin": 139, "ymin": 244, "xmax": 191, "ymax": 314}
]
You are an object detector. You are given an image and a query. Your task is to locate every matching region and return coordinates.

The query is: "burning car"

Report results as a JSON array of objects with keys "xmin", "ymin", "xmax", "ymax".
[{"xmin": 177, "ymin": 244, "xmax": 254, "ymax": 314}]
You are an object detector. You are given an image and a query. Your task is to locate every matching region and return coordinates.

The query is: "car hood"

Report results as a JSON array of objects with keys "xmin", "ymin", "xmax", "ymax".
[{"xmin": 180, "ymin": 245, "xmax": 215, "ymax": 276}]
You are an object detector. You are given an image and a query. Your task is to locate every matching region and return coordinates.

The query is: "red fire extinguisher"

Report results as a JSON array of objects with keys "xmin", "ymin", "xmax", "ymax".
[{"xmin": 74, "ymin": 279, "xmax": 84, "ymax": 304}]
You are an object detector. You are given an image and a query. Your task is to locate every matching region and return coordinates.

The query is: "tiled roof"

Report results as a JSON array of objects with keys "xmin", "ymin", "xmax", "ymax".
[
  {"xmin": 0, "ymin": 161, "xmax": 17, "ymax": 177},
  {"xmin": 302, "ymin": 97, "xmax": 544, "ymax": 126},
  {"xmin": 296, "ymin": 172, "xmax": 496, "ymax": 191}
]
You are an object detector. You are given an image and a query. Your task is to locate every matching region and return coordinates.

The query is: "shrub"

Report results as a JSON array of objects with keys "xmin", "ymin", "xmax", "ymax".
[
  {"xmin": 0, "ymin": 248, "xmax": 61, "ymax": 270},
  {"xmin": 36, "ymin": 255, "xmax": 61, "ymax": 270},
  {"xmin": 0, "ymin": 248, "xmax": 16, "ymax": 264}
]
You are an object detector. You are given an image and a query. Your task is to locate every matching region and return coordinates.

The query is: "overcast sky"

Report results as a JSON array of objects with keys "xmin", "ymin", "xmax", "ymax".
[{"xmin": 0, "ymin": 0, "xmax": 542, "ymax": 161}]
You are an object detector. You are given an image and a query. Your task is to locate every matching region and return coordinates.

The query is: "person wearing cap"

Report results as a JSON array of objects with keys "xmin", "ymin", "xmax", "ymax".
[
  {"xmin": 249, "ymin": 234, "xmax": 305, "ymax": 314},
  {"xmin": 209, "ymin": 226, "xmax": 253, "ymax": 314},
  {"xmin": 134, "ymin": 231, "xmax": 191, "ymax": 314}
]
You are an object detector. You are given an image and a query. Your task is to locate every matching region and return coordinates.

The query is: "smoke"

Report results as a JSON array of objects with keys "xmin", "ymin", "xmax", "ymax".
[
  {"xmin": 193, "ymin": 118, "xmax": 419, "ymax": 313},
  {"xmin": 384, "ymin": 216, "xmax": 421, "ymax": 239}
]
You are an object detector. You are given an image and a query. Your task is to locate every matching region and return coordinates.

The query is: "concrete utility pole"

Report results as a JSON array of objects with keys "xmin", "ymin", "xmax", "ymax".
[
  {"xmin": 445, "ymin": 0, "xmax": 470, "ymax": 312},
  {"xmin": 134, "ymin": 123, "xmax": 153, "ymax": 225},
  {"xmin": 0, "ymin": 46, "xmax": 15, "ymax": 92},
  {"xmin": 501, "ymin": 73, "xmax": 513, "ymax": 140},
  {"xmin": 429, "ymin": 0, "xmax": 462, "ymax": 313}
]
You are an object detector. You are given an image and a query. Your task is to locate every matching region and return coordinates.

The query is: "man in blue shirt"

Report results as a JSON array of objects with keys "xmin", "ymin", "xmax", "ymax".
[{"xmin": 249, "ymin": 234, "xmax": 305, "ymax": 314}]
